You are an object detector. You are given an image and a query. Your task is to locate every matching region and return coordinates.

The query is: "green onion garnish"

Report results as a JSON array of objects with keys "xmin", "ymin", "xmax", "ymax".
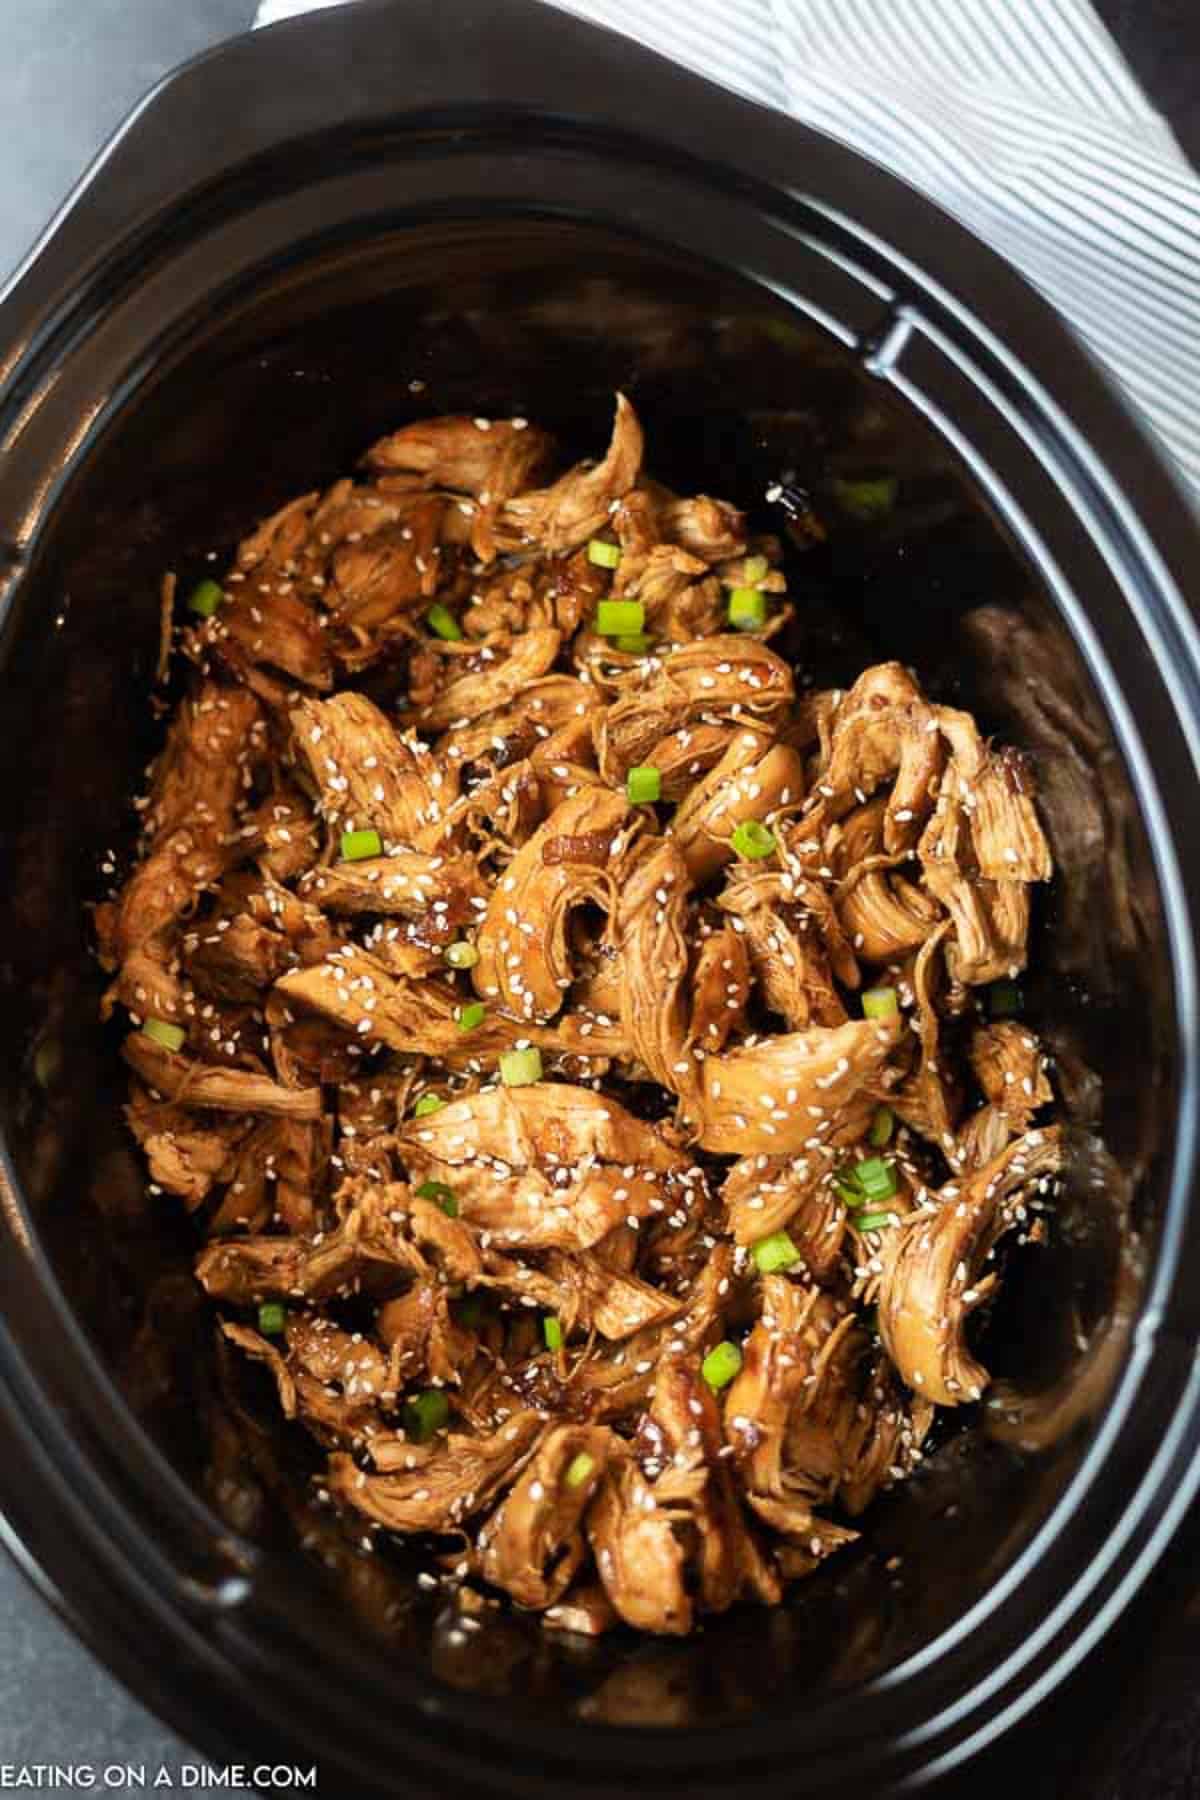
[
  {"xmin": 340, "ymin": 828, "xmax": 382, "ymax": 862},
  {"xmin": 187, "ymin": 578, "xmax": 224, "ymax": 618},
  {"xmin": 751, "ymin": 1229, "xmax": 800, "ymax": 1274},
  {"xmin": 862, "ymin": 987, "xmax": 899, "ymax": 1021},
  {"xmin": 855, "ymin": 1210, "xmax": 897, "ymax": 1233},
  {"xmin": 416, "ymin": 1180, "xmax": 457, "ymax": 1216},
  {"xmin": 731, "ymin": 819, "xmax": 776, "ymax": 861},
  {"xmin": 595, "ymin": 599, "xmax": 644, "ymax": 637},
  {"xmin": 741, "ymin": 554, "xmax": 769, "ymax": 584},
  {"xmin": 728, "ymin": 587, "xmax": 768, "ymax": 630},
  {"xmin": 852, "ymin": 1156, "xmax": 898, "ymax": 1203},
  {"xmin": 413, "ymin": 1094, "xmax": 445, "ymax": 1117},
  {"xmin": 444, "ymin": 940, "xmax": 479, "ymax": 970},
  {"xmin": 258, "ymin": 1302, "xmax": 285, "ymax": 1336},
  {"xmin": 614, "ymin": 632, "xmax": 652, "ymax": 653},
  {"xmin": 626, "ymin": 765, "xmax": 662, "ymax": 805},
  {"xmin": 835, "ymin": 1176, "xmax": 865, "ymax": 1207},
  {"xmin": 499, "ymin": 1047, "xmax": 543, "ymax": 1088},
  {"xmin": 987, "ymin": 980, "xmax": 1024, "ymax": 1018},
  {"xmin": 869, "ymin": 1105, "xmax": 895, "ymax": 1148},
  {"xmin": 565, "ymin": 1451, "xmax": 595, "ymax": 1489},
  {"xmin": 142, "ymin": 1018, "xmax": 185, "ymax": 1053},
  {"xmin": 403, "ymin": 1388, "xmax": 450, "ymax": 1442},
  {"xmin": 830, "ymin": 475, "xmax": 898, "ymax": 520},
  {"xmin": 543, "ymin": 1315, "xmax": 564, "ymax": 1351},
  {"xmin": 586, "ymin": 539, "xmax": 622, "ymax": 570},
  {"xmin": 702, "ymin": 1340, "xmax": 743, "ymax": 1390},
  {"xmin": 456, "ymin": 1001, "xmax": 486, "ymax": 1033},
  {"xmin": 426, "ymin": 602, "xmax": 463, "ymax": 641},
  {"xmin": 32, "ymin": 1039, "xmax": 61, "ymax": 1090}
]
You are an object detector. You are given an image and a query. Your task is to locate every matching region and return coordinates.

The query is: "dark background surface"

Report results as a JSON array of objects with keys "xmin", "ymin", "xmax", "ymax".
[{"xmin": 0, "ymin": 0, "xmax": 1197, "ymax": 1791}]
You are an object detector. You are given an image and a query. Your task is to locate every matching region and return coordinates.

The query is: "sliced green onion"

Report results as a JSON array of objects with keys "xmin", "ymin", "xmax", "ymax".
[
  {"xmin": 187, "ymin": 578, "xmax": 224, "ymax": 618},
  {"xmin": 614, "ymin": 632, "xmax": 652, "ymax": 654},
  {"xmin": 835, "ymin": 1176, "xmax": 865, "ymax": 1208},
  {"xmin": 728, "ymin": 586, "xmax": 768, "ymax": 630},
  {"xmin": 852, "ymin": 1156, "xmax": 898, "ymax": 1203},
  {"xmin": 426, "ymin": 601, "xmax": 463, "ymax": 641},
  {"xmin": 742, "ymin": 554, "xmax": 770, "ymax": 584},
  {"xmin": 987, "ymin": 980, "xmax": 1024, "ymax": 1018},
  {"xmin": 413, "ymin": 1094, "xmax": 445, "ymax": 1117},
  {"xmin": 830, "ymin": 475, "xmax": 898, "ymax": 520},
  {"xmin": 702, "ymin": 1340, "xmax": 743, "ymax": 1391},
  {"xmin": 751, "ymin": 1229, "xmax": 800, "ymax": 1274},
  {"xmin": 762, "ymin": 319, "xmax": 806, "ymax": 350},
  {"xmin": 586, "ymin": 539, "xmax": 622, "ymax": 570},
  {"xmin": 416, "ymin": 1179, "xmax": 457, "ymax": 1216},
  {"xmin": 869, "ymin": 1105, "xmax": 895, "ymax": 1148},
  {"xmin": 626, "ymin": 765, "xmax": 662, "ymax": 805},
  {"xmin": 595, "ymin": 599, "xmax": 644, "ymax": 637},
  {"xmin": 444, "ymin": 940, "xmax": 479, "ymax": 970},
  {"xmin": 456, "ymin": 1001, "xmax": 486, "ymax": 1033},
  {"xmin": 855, "ymin": 1210, "xmax": 898, "ymax": 1232},
  {"xmin": 403, "ymin": 1388, "xmax": 450, "ymax": 1442},
  {"xmin": 543, "ymin": 1315, "xmax": 564, "ymax": 1351},
  {"xmin": 731, "ymin": 819, "xmax": 776, "ymax": 861},
  {"xmin": 500, "ymin": 1047, "xmax": 543, "ymax": 1088},
  {"xmin": 340, "ymin": 827, "xmax": 382, "ymax": 862},
  {"xmin": 862, "ymin": 986, "xmax": 899, "ymax": 1021},
  {"xmin": 257, "ymin": 1302, "xmax": 285, "ymax": 1336},
  {"xmin": 565, "ymin": 1451, "xmax": 596, "ymax": 1489},
  {"xmin": 33, "ymin": 1038, "xmax": 61, "ymax": 1090},
  {"xmin": 142, "ymin": 1017, "xmax": 185, "ymax": 1053}
]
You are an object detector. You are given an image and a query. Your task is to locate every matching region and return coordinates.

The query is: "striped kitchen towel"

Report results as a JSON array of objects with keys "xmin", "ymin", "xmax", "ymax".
[{"xmin": 256, "ymin": 0, "xmax": 1200, "ymax": 496}]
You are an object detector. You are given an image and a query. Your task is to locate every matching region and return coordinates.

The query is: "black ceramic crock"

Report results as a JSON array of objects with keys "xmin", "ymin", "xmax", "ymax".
[{"xmin": 1, "ymin": 0, "xmax": 1199, "ymax": 1791}]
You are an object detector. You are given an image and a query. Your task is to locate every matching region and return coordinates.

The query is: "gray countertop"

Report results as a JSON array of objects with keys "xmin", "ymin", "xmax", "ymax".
[
  {"xmin": 0, "ymin": 0, "xmax": 1198, "ymax": 1790},
  {"xmin": 1, "ymin": 0, "xmax": 251, "ymax": 265}
]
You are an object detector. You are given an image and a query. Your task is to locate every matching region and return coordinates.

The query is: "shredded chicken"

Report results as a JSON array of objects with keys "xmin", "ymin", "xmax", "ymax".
[
  {"xmin": 103, "ymin": 398, "xmax": 1060, "ymax": 1637},
  {"xmin": 364, "ymin": 413, "xmax": 554, "ymax": 499},
  {"xmin": 696, "ymin": 1015, "xmax": 901, "ymax": 1155},
  {"xmin": 479, "ymin": 1422, "xmax": 612, "ymax": 1607},
  {"xmin": 395, "ymin": 1083, "xmax": 696, "ymax": 1252},
  {"xmin": 495, "ymin": 394, "xmax": 643, "ymax": 556},
  {"xmin": 328, "ymin": 1413, "xmax": 543, "ymax": 1533},
  {"xmin": 876, "ymin": 1127, "xmax": 1063, "ymax": 1404},
  {"xmin": 472, "ymin": 786, "xmax": 630, "ymax": 1021}
]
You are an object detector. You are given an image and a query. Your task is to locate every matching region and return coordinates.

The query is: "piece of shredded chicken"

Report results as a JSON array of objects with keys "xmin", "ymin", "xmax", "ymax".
[{"xmin": 102, "ymin": 397, "xmax": 1060, "ymax": 1638}]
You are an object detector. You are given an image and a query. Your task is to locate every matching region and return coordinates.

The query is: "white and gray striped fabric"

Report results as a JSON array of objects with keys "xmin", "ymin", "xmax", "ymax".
[{"xmin": 257, "ymin": 0, "xmax": 1200, "ymax": 497}]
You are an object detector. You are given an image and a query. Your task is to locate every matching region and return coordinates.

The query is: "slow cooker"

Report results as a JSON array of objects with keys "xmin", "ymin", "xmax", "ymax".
[{"xmin": 0, "ymin": 0, "xmax": 1198, "ymax": 1791}]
